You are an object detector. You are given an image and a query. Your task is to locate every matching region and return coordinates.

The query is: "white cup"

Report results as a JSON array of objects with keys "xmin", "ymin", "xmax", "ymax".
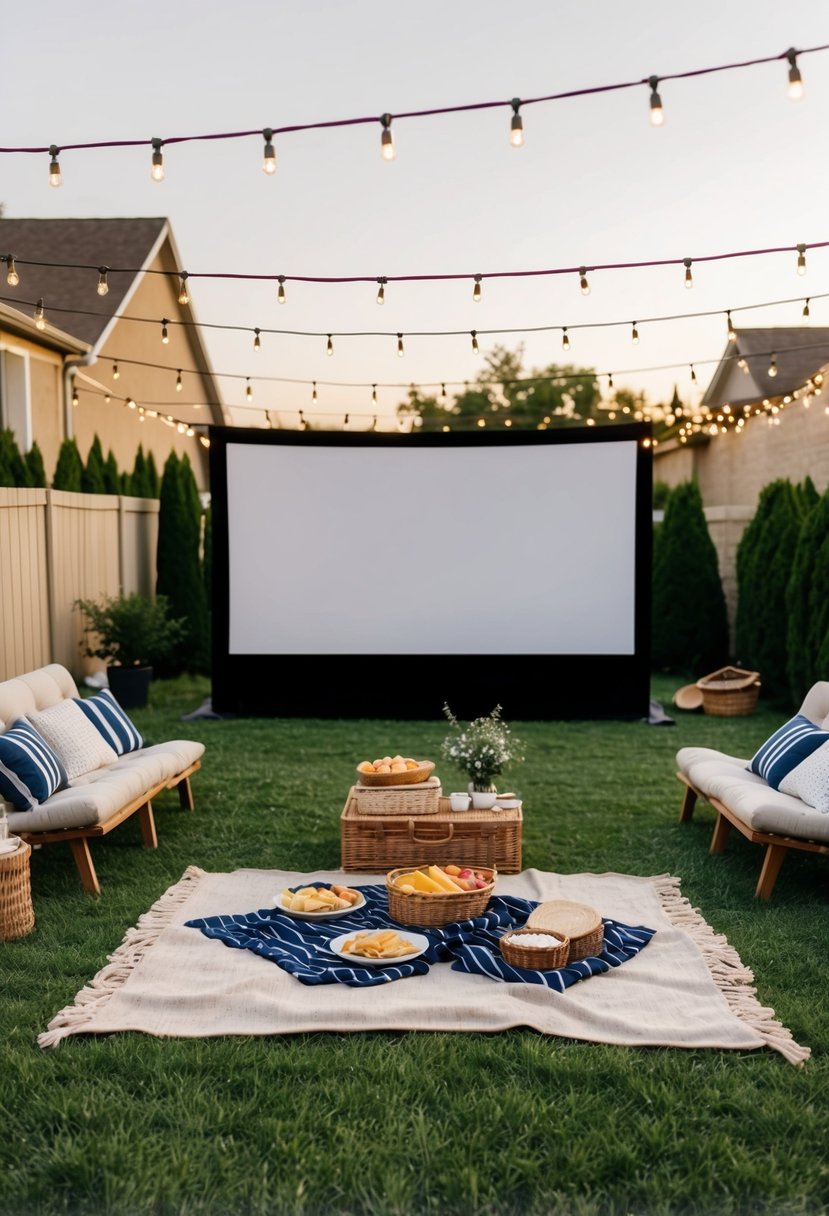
[{"xmin": 449, "ymin": 792, "xmax": 471, "ymax": 812}]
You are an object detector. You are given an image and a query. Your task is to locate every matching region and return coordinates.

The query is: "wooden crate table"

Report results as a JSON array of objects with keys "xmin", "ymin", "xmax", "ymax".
[
  {"xmin": 0, "ymin": 838, "xmax": 35, "ymax": 941},
  {"xmin": 340, "ymin": 789, "xmax": 522, "ymax": 873}
]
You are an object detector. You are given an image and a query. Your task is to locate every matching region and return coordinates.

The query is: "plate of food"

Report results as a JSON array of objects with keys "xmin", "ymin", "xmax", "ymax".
[
  {"xmin": 327, "ymin": 928, "xmax": 430, "ymax": 965},
  {"xmin": 276, "ymin": 884, "xmax": 366, "ymax": 920}
]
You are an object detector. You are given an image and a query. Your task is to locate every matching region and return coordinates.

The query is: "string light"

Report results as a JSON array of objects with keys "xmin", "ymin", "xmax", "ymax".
[
  {"xmin": 797, "ymin": 243, "xmax": 807, "ymax": 275},
  {"xmin": 253, "ymin": 327, "xmax": 261, "ymax": 352},
  {"xmin": 48, "ymin": 145, "xmax": 62, "ymax": 187},
  {"xmin": 344, "ymin": 414, "xmax": 349, "ymax": 426},
  {"xmin": 262, "ymin": 127, "xmax": 276, "ymax": 174},
  {"xmin": 690, "ymin": 364, "xmax": 697, "ymax": 383},
  {"xmin": 176, "ymin": 370, "xmax": 183, "ymax": 392},
  {"xmin": 440, "ymin": 383, "xmax": 447, "ymax": 401},
  {"xmin": 607, "ymin": 373, "xmax": 614, "ymax": 390},
  {"xmin": 579, "ymin": 267, "xmax": 590, "ymax": 296},
  {"xmin": 648, "ymin": 76, "xmax": 664, "ymax": 126},
  {"xmin": 311, "ymin": 382, "xmax": 318, "ymax": 404},
  {"xmin": 277, "ymin": 275, "xmax": 286, "ymax": 304},
  {"xmin": 33, "ymin": 299, "xmax": 46, "ymax": 330},
  {"xmin": 380, "ymin": 113, "xmax": 395, "ymax": 161},
  {"xmin": 127, "ymin": 397, "xmax": 136, "ymax": 409},
  {"xmin": 726, "ymin": 310, "xmax": 736, "ymax": 341},
  {"xmin": 397, "ymin": 333, "xmax": 405, "ymax": 357},
  {"xmin": 473, "ymin": 275, "xmax": 482, "ymax": 302},
  {"xmin": 371, "ymin": 385, "xmax": 377, "ymax": 404},
  {"xmin": 96, "ymin": 266, "xmax": 109, "ymax": 297},
  {"xmin": 150, "ymin": 137, "xmax": 164, "ymax": 182},
  {"xmin": 71, "ymin": 385, "xmax": 79, "ymax": 407},
  {"xmin": 376, "ymin": 277, "xmax": 386, "ymax": 305},
  {"xmin": 631, "ymin": 322, "xmax": 639, "ymax": 344},
  {"xmin": 177, "ymin": 273, "xmax": 190, "ymax": 305},
  {"xmin": 768, "ymin": 353, "xmax": 779, "ymax": 377},
  {"xmin": 684, "ymin": 258, "xmax": 693, "ymax": 289},
  {"xmin": 5, "ymin": 256, "xmax": 19, "ymax": 287},
  {"xmin": 471, "ymin": 330, "xmax": 480, "ymax": 354},
  {"xmin": 246, "ymin": 378, "xmax": 252, "ymax": 402},
  {"xmin": 160, "ymin": 320, "xmax": 170, "ymax": 344},
  {"xmin": 510, "ymin": 98, "xmax": 524, "ymax": 147},
  {"xmin": 326, "ymin": 334, "xmax": 334, "ymax": 356},
  {"xmin": 561, "ymin": 327, "xmax": 570, "ymax": 351},
  {"xmin": 803, "ymin": 298, "xmax": 811, "ymax": 321},
  {"xmin": 737, "ymin": 348, "xmax": 748, "ymax": 372},
  {"xmin": 787, "ymin": 48, "xmax": 803, "ymax": 99},
  {"xmin": 112, "ymin": 362, "xmax": 120, "ymax": 381}
]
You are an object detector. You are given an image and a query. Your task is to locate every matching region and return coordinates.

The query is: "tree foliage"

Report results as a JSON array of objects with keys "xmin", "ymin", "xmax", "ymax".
[
  {"xmin": 103, "ymin": 449, "xmax": 120, "ymax": 495},
  {"xmin": 25, "ymin": 441, "xmax": 47, "ymax": 488},
  {"xmin": 156, "ymin": 451, "xmax": 209, "ymax": 675},
  {"xmin": 0, "ymin": 430, "xmax": 30, "ymax": 487},
  {"xmin": 51, "ymin": 438, "xmax": 84, "ymax": 491},
  {"xmin": 786, "ymin": 488, "xmax": 829, "ymax": 704},
  {"xmin": 81, "ymin": 435, "xmax": 107, "ymax": 494},
  {"xmin": 651, "ymin": 480, "xmax": 729, "ymax": 674}
]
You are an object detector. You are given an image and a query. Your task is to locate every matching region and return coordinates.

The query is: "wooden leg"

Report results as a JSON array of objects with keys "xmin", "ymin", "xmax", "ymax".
[
  {"xmin": 177, "ymin": 776, "xmax": 194, "ymax": 812},
  {"xmin": 710, "ymin": 812, "xmax": 732, "ymax": 854},
  {"xmin": 69, "ymin": 838, "xmax": 100, "ymax": 896},
  {"xmin": 137, "ymin": 801, "xmax": 158, "ymax": 849},
  {"xmin": 755, "ymin": 843, "xmax": 788, "ymax": 900},
  {"xmin": 678, "ymin": 782, "xmax": 699, "ymax": 823}
]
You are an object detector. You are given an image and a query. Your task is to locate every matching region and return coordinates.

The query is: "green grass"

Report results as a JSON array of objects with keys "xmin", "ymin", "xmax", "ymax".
[{"xmin": 2, "ymin": 674, "xmax": 829, "ymax": 1216}]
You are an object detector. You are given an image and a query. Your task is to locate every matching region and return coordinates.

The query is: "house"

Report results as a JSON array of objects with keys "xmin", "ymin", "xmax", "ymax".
[{"xmin": 0, "ymin": 217, "xmax": 227, "ymax": 489}]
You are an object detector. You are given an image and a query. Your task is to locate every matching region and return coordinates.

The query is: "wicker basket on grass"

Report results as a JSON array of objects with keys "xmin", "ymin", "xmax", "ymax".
[
  {"xmin": 696, "ymin": 666, "xmax": 761, "ymax": 717},
  {"xmin": 0, "ymin": 839, "xmax": 35, "ymax": 941},
  {"xmin": 386, "ymin": 865, "xmax": 496, "ymax": 927}
]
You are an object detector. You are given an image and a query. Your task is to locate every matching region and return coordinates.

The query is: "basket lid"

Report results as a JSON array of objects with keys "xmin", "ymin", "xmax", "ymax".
[
  {"xmin": 526, "ymin": 899, "xmax": 601, "ymax": 938},
  {"xmin": 673, "ymin": 683, "xmax": 704, "ymax": 711},
  {"xmin": 696, "ymin": 666, "xmax": 760, "ymax": 692}
]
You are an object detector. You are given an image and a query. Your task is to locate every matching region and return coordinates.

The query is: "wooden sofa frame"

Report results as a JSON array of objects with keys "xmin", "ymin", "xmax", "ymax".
[
  {"xmin": 17, "ymin": 761, "xmax": 200, "ymax": 896},
  {"xmin": 677, "ymin": 772, "xmax": 829, "ymax": 900}
]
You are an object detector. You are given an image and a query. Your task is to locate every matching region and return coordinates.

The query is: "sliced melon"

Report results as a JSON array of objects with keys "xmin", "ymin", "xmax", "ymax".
[{"xmin": 427, "ymin": 865, "xmax": 464, "ymax": 893}]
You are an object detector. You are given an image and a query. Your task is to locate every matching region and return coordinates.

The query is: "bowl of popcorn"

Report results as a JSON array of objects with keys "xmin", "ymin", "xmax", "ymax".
[
  {"xmin": 499, "ymin": 927, "xmax": 570, "ymax": 970},
  {"xmin": 356, "ymin": 756, "xmax": 435, "ymax": 786}
]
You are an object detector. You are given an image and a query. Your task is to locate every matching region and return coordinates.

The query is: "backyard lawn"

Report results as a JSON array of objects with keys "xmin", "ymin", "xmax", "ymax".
[{"xmin": 1, "ymin": 674, "xmax": 827, "ymax": 1216}]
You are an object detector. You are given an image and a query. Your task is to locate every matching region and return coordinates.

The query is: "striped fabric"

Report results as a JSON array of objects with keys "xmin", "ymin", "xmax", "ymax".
[
  {"xmin": 0, "ymin": 718, "xmax": 69, "ymax": 811},
  {"xmin": 186, "ymin": 883, "xmax": 655, "ymax": 990},
  {"xmin": 74, "ymin": 689, "xmax": 143, "ymax": 756},
  {"xmin": 748, "ymin": 714, "xmax": 829, "ymax": 789}
]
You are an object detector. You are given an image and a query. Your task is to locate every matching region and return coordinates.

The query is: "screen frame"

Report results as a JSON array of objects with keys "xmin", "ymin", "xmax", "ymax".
[{"xmin": 209, "ymin": 424, "xmax": 652, "ymax": 719}]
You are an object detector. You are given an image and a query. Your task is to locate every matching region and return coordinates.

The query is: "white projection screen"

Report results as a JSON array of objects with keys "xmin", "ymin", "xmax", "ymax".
[{"xmin": 210, "ymin": 426, "xmax": 652, "ymax": 719}]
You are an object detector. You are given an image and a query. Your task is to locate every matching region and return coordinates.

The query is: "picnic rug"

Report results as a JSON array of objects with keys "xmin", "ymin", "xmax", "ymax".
[{"xmin": 38, "ymin": 867, "xmax": 810, "ymax": 1065}]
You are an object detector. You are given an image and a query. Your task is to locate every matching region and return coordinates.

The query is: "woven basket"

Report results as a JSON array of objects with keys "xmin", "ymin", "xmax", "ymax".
[
  {"xmin": 386, "ymin": 865, "xmax": 496, "ymax": 927},
  {"xmin": 500, "ymin": 927, "xmax": 570, "ymax": 970},
  {"xmin": 0, "ymin": 839, "xmax": 35, "ymax": 941},
  {"xmin": 526, "ymin": 900, "xmax": 604, "ymax": 961},
  {"xmin": 696, "ymin": 666, "xmax": 761, "ymax": 717},
  {"xmin": 353, "ymin": 776, "xmax": 441, "ymax": 816},
  {"xmin": 356, "ymin": 761, "xmax": 435, "ymax": 787}
]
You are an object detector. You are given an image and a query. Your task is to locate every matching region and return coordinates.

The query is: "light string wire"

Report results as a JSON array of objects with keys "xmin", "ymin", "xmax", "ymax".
[{"xmin": 0, "ymin": 42, "xmax": 824, "ymax": 159}]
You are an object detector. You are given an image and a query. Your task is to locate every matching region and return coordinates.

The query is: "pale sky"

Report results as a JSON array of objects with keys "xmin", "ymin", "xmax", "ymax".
[{"xmin": 2, "ymin": 0, "xmax": 829, "ymax": 429}]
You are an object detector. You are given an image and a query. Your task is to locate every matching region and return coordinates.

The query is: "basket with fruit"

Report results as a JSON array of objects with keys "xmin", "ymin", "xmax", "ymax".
[
  {"xmin": 386, "ymin": 863, "xmax": 496, "ymax": 927},
  {"xmin": 356, "ymin": 756, "xmax": 436, "ymax": 787}
]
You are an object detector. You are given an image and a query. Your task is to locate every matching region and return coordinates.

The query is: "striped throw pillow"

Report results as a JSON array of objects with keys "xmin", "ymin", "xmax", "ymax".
[
  {"xmin": 0, "ymin": 718, "xmax": 69, "ymax": 811},
  {"xmin": 74, "ymin": 688, "xmax": 143, "ymax": 756},
  {"xmin": 748, "ymin": 714, "xmax": 829, "ymax": 789}
]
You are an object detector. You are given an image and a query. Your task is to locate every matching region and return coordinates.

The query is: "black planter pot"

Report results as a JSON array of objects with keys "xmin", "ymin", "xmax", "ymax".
[{"xmin": 107, "ymin": 665, "xmax": 153, "ymax": 709}]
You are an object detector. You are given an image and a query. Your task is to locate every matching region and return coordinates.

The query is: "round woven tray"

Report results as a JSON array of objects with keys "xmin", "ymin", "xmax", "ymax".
[
  {"xmin": 386, "ymin": 865, "xmax": 496, "ymax": 927},
  {"xmin": 0, "ymin": 838, "xmax": 35, "ymax": 941},
  {"xmin": 500, "ymin": 927, "xmax": 570, "ymax": 970},
  {"xmin": 526, "ymin": 900, "xmax": 604, "ymax": 961},
  {"xmin": 356, "ymin": 761, "xmax": 435, "ymax": 787}
]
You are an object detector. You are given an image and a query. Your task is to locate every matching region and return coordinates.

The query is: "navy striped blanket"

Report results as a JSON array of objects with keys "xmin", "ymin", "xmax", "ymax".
[{"xmin": 186, "ymin": 883, "xmax": 655, "ymax": 990}]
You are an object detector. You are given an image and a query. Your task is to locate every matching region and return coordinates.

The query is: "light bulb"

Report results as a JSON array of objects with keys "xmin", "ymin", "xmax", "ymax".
[
  {"xmin": 311, "ymin": 382, "xmax": 318, "ymax": 404},
  {"xmin": 473, "ymin": 275, "xmax": 482, "ymax": 302},
  {"xmin": 579, "ymin": 266, "xmax": 590, "ymax": 295},
  {"xmin": 684, "ymin": 258, "xmax": 693, "ymax": 289},
  {"xmin": 608, "ymin": 373, "xmax": 614, "ymax": 390},
  {"xmin": 5, "ymin": 256, "xmax": 19, "ymax": 287},
  {"xmin": 253, "ymin": 328, "xmax": 261, "ymax": 352},
  {"xmin": 397, "ymin": 333, "xmax": 404, "ymax": 357},
  {"xmin": 797, "ymin": 243, "xmax": 807, "ymax": 275},
  {"xmin": 561, "ymin": 328, "xmax": 570, "ymax": 352},
  {"xmin": 380, "ymin": 113, "xmax": 395, "ymax": 161},
  {"xmin": 510, "ymin": 98, "xmax": 524, "ymax": 147},
  {"xmin": 34, "ymin": 299, "xmax": 46, "ymax": 330},
  {"xmin": 48, "ymin": 145, "xmax": 62, "ymax": 187},
  {"xmin": 440, "ymin": 384, "xmax": 447, "ymax": 401},
  {"xmin": 326, "ymin": 334, "xmax": 334, "ymax": 356},
  {"xmin": 150, "ymin": 138, "xmax": 164, "ymax": 182},
  {"xmin": 105, "ymin": 393, "xmax": 111, "ymax": 404},
  {"xmin": 648, "ymin": 76, "xmax": 663, "ymax": 126},
  {"xmin": 690, "ymin": 365, "xmax": 697, "ymax": 383},
  {"xmin": 127, "ymin": 398, "xmax": 136, "ymax": 409},
  {"xmin": 176, "ymin": 370, "xmax": 183, "ymax": 392},
  {"xmin": 97, "ymin": 267, "xmax": 109, "ymax": 296},
  {"xmin": 262, "ymin": 128, "xmax": 276, "ymax": 174},
  {"xmin": 371, "ymin": 385, "xmax": 377, "ymax": 404},
  {"xmin": 246, "ymin": 379, "xmax": 252, "ymax": 402},
  {"xmin": 112, "ymin": 362, "xmax": 120, "ymax": 380},
  {"xmin": 277, "ymin": 276, "xmax": 286, "ymax": 304},
  {"xmin": 631, "ymin": 322, "xmax": 639, "ymax": 345},
  {"xmin": 727, "ymin": 310, "xmax": 736, "ymax": 341},
  {"xmin": 768, "ymin": 354, "xmax": 778, "ymax": 377},
  {"xmin": 471, "ymin": 330, "xmax": 479, "ymax": 354},
  {"xmin": 787, "ymin": 49, "xmax": 803, "ymax": 99},
  {"xmin": 72, "ymin": 387, "xmax": 79, "ymax": 407},
  {"xmin": 376, "ymin": 277, "xmax": 386, "ymax": 305},
  {"xmin": 803, "ymin": 298, "xmax": 811, "ymax": 322},
  {"xmin": 161, "ymin": 320, "xmax": 169, "ymax": 344},
  {"xmin": 178, "ymin": 273, "xmax": 190, "ymax": 305}
]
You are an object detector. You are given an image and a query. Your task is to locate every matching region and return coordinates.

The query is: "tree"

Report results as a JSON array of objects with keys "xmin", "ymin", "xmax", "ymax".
[
  {"xmin": 0, "ymin": 430, "xmax": 30, "ymax": 487},
  {"xmin": 735, "ymin": 480, "xmax": 803, "ymax": 700},
  {"xmin": 156, "ymin": 451, "xmax": 209, "ymax": 675},
  {"xmin": 798, "ymin": 475, "xmax": 820, "ymax": 513},
  {"xmin": 130, "ymin": 446, "xmax": 150, "ymax": 497},
  {"xmin": 81, "ymin": 435, "xmax": 107, "ymax": 494},
  {"xmin": 51, "ymin": 438, "xmax": 84, "ymax": 491},
  {"xmin": 146, "ymin": 451, "xmax": 160, "ymax": 498},
  {"xmin": 103, "ymin": 449, "xmax": 120, "ymax": 495},
  {"xmin": 652, "ymin": 480, "xmax": 729, "ymax": 674},
  {"xmin": 25, "ymin": 442, "xmax": 47, "ymax": 488},
  {"xmin": 787, "ymin": 488, "xmax": 829, "ymax": 703}
]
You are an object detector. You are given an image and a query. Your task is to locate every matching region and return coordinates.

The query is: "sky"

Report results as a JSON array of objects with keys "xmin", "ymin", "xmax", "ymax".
[{"xmin": 2, "ymin": 0, "xmax": 829, "ymax": 430}]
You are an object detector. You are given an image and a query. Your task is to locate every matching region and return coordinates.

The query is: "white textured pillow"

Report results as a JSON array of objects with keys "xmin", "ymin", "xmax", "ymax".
[
  {"xmin": 779, "ymin": 739, "xmax": 829, "ymax": 813},
  {"xmin": 28, "ymin": 700, "xmax": 118, "ymax": 780}
]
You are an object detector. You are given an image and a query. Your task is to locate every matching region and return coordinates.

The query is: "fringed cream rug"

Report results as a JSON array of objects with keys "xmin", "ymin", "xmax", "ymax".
[{"xmin": 39, "ymin": 867, "xmax": 810, "ymax": 1065}]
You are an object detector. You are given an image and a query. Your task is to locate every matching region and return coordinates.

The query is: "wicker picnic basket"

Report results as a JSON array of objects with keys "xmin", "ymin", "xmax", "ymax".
[
  {"xmin": 526, "ymin": 900, "xmax": 604, "ymax": 961},
  {"xmin": 0, "ymin": 839, "xmax": 35, "ymax": 941},
  {"xmin": 386, "ymin": 865, "xmax": 496, "ymax": 927},
  {"xmin": 696, "ymin": 666, "xmax": 761, "ymax": 717},
  {"xmin": 352, "ymin": 775, "xmax": 441, "ymax": 816},
  {"xmin": 499, "ymin": 927, "xmax": 570, "ymax": 970}
]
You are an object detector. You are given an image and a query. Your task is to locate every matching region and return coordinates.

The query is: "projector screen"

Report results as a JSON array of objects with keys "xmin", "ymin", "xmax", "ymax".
[{"xmin": 210, "ymin": 426, "xmax": 652, "ymax": 719}]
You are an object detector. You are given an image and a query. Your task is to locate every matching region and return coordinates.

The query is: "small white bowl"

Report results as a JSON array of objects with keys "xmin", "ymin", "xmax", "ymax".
[{"xmin": 495, "ymin": 797, "xmax": 521, "ymax": 810}]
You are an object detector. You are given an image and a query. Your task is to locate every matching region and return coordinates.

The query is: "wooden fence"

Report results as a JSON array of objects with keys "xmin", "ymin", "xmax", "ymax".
[{"xmin": 0, "ymin": 487, "xmax": 158, "ymax": 683}]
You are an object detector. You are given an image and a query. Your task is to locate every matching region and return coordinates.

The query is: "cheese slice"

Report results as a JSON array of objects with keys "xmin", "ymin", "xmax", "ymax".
[
  {"xmin": 411, "ymin": 870, "xmax": 446, "ymax": 894},
  {"xmin": 427, "ymin": 865, "xmax": 464, "ymax": 893}
]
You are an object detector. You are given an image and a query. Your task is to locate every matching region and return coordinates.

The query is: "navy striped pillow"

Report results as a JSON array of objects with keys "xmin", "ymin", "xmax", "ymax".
[
  {"xmin": 74, "ymin": 689, "xmax": 143, "ymax": 756},
  {"xmin": 748, "ymin": 714, "xmax": 829, "ymax": 788},
  {"xmin": 0, "ymin": 718, "xmax": 69, "ymax": 810}
]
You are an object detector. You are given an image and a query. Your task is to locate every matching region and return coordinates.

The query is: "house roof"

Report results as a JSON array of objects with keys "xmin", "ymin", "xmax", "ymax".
[
  {"xmin": 0, "ymin": 217, "xmax": 168, "ymax": 347},
  {"xmin": 0, "ymin": 299, "xmax": 90, "ymax": 355},
  {"xmin": 703, "ymin": 327, "xmax": 829, "ymax": 407}
]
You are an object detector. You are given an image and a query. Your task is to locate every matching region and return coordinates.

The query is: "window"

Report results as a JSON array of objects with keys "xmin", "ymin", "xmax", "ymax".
[{"xmin": 0, "ymin": 348, "xmax": 32, "ymax": 449}]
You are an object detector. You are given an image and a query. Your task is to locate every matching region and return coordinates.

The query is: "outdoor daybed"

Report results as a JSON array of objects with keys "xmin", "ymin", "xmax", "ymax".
[
  {"xmin": 676, "ymin": 681, "xmax": 829, "ymax": 899},
  {"xmin": 0, "ymin": 663, "xmax": 204, "ymax": 895}
]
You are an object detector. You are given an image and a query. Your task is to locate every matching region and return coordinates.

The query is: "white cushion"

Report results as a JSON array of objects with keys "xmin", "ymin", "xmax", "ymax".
[{"xmin": 27, "ymin": 700, "xmax": 118, "ymax": 780}]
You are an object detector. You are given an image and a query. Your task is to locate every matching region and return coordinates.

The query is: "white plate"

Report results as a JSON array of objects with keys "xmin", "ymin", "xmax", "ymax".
[
  {"xmin": 275, "ymin": 890, "xmax": 367, "ymax": 920},
  {"xmin": 327, "ymin": 929, "xmax": 430, "ymax": 966}
]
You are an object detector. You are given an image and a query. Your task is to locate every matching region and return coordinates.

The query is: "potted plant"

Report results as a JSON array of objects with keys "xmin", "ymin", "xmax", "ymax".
[
  {"xmin": 74, "ymin": 593, "xmax": 187, "ymax": 708},
  {"xmin": 440, "ymin": 703, "xmax": 524, "ymax": 808}
]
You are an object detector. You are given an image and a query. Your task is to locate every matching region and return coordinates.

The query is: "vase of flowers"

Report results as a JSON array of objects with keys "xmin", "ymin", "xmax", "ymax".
[{"xmin": 441, "ymin": 703, "xmax": 524, "ymax": 808}]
